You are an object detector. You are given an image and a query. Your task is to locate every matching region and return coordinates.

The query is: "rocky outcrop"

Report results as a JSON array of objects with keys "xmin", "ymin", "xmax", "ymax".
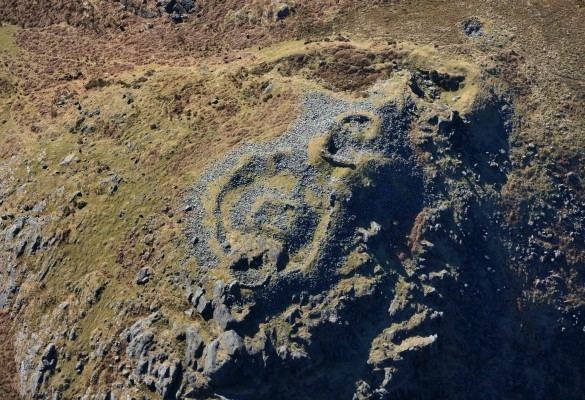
[
  {"xmin": 14, "ymin": 54, "xmax": 582, "ymax": 398},
  {"xmin": 3, "ymin": 23, "xmax": 584, "ymax": 399},
  {"xmin": 92, "ymin": 76, "xmax": 514, "ymax": 398}
]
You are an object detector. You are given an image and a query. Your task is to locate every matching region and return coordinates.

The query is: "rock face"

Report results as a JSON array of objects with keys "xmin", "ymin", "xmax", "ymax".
[
  {"xmin": 1, "ymin": 213, "xmax": 56, "ymax": 310},
  {"xmin": 128, "ymin": 75, "xmax": 526, "ymax": 399}
]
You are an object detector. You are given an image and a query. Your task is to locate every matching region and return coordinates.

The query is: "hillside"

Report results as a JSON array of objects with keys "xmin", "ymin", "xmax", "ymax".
[{"xmin": 0, "ymin": 1, "xmax": 584, "ymax": 399}]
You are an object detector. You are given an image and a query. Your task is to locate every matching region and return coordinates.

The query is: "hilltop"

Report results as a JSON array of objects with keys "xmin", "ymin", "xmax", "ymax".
[{"xmin": 0, "ymin": 1, "xmax": 584, "ymax": 399}]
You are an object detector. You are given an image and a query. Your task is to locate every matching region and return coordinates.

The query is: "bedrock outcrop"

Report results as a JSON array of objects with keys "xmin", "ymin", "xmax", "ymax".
[{"xmin": 11, "ymin": 47, "xmax": 585, "ymax": 400}]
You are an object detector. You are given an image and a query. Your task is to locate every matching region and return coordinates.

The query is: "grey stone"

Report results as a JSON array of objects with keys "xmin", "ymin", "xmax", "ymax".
[
  {"xmin": 27, "ymin": 233, "xmax": 42, "ymax": 255},
  {"xmin": 127, "ymin": 330, "xmax": 155, "ymax": 359},
  {"xmin": 196, "ymin": 295, "xmax": 212, "ymax": 319},
  {"xmin": 187, "ymin": 284, "xmax": 204, "ymax": 306},
  {"xmin": 69, "ymin": 191, "xmax": 82, "ymax": 203},
  {"xmin": 41, "ymin": 343, "xmax": 57, "ymax": 372},
  {"xmin": 202, "ymin": 339, "xmax": 219, "ymax": 375},
  {"xmin": 75, "ymin": 360, "xmax": 84, "ymax": 374},
  {"xmin": 136, "ymin": 267, "xmax": 151, "ymax": 285},
  {"xmin": 124, "ymin": 312, "xmax": 160, "ymax": 340},
  {"xmin": 275, "ymin": 3, "xmax": 290, "ymax": 20},
  {"xmin": 184, "ymin": 326, "xmax": 204, "ymax": 368},
  {"xmin": 60, "ymin": 153, "xmax": 79, "ymax": 166},
  {"xmin": 463, "ymin": 16, "xmax": 483, "ymax": 37},
  {"xmin": 218, "ymin": 330, "xmax": 243, "ymax": 356},
  {"xmin": 212, "ymin": 280, "xmax": 226, "ymax": 301},
  {"xmin": 157, "ymin": 360, "xmax": 182, "ymax": 400},
  {"xmin": 75, "ymin": 200, "xmax": 88, "ymax": 209},
  {"xmin": 14, "ymin": 239, "xmax": 27, "ymax": 258},
  {"xmin": 5, "ymin": 217, "xmax": 25, "ymax": 240},
  {"xmin": 202, "ymin": 331, "xmax": 245, "ymax": 386},
  {"xmin": 68, "ymin": 328, "xmax": 78, "ymax": 341},
  {"xmin": 213, "ymin": 303, "xmax": 235, "ymax": 331}
]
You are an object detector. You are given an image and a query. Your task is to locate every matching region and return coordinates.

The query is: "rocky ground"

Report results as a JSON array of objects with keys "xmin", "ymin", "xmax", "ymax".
[{"xmin": 0, "ymin": 1, "xmax": 584, "ymax": 399}]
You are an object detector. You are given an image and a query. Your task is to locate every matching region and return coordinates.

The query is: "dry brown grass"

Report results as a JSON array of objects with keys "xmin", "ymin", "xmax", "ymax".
[
  {"xmin": 0, "ymin": 311, "xmax": 19, "ymax": 400},
  {"xmin": 0, "ymin": 0, "xmax": 350, "ymax": 96},
  {"xmin": 252, "ymin": 42, "xmax": 403, "ymax": 93}
]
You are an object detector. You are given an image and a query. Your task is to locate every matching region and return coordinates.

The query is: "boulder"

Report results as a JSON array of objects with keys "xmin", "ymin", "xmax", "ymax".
[
  {"xmin": 156, "ymin": 360, "xmax": 183, "ymax": 400},
  {"xmin": 5, "ymin": 217, "xmax": 25, "ymax": 240},
  {"xmin": 212, "ymin": 280, "xmax": 226, "ymax": 301},
  {"xmin": 60, "ymin": 153, "xmax": 78, "ymax": 166},
  {"xmin": 202, "ymin": 339, "xmax": 219, "ymax": 374},
  {"xmin": 126, "ymin": 330, "xmax": 155, "ymax": 360},
  {"xmin": 196, "ymin": 295, "xmax": 212, "ymax": 319},
  {"xmin": 41, "ymin": 343, "xmax": 57, "ymax": 372},
  {"xmin": 275, "ymin": 3, "xmax": 291, "ymax": 20},
  {"xmin": 187, "ymin": 284, "xmax": 204, "ymax": 306},
  {"xmin": 27, "ymin": 233, "xmax": 42, "ymax": 255},
  {"xmin": 212, "ymin": 303, "xmax": 235, "ymax": 331},
  {"xmin": 202, "ymin": 330, "xmax": 245, "ymax": 385},
  {"xmin": 184, "ymin": 327, "xmax": 204, "ymax": 368},
  {"xmin": 159, "ymin": 0, "xmax": 196, "ymax": 22},
  {"xmin": 122, "ymin": 312, "xmax": 161, "ymax": 362},
  {"xmin": 463, "ymin": 16, "xmax": 483, "ymax": 37},
  {"xmin": 135, "ymin": 267, "xmax": 151, "ymax": 285},
  {"xmin": 123, "ymin": 312, "xmax": 161, "ymax": 341},
  {"xmin": 218, "ymin": 330, "xmax": 244, "ymax": 356}
]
